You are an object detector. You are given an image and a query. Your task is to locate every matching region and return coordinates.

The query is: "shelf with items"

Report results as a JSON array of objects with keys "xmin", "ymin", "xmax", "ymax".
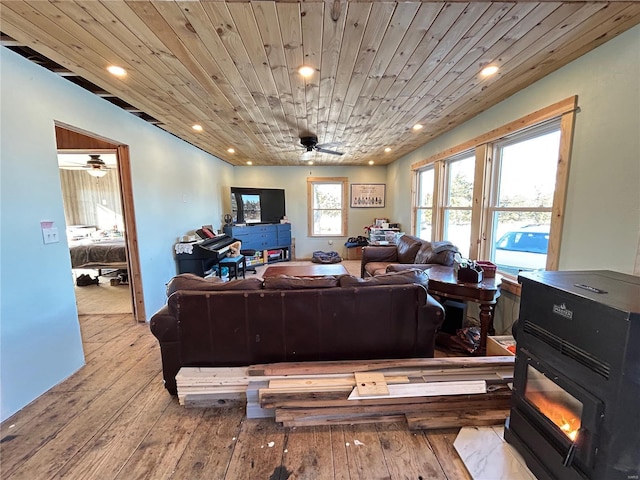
[{"xmin": 368, "ymin": 228, "xmax": 403, "ymax": 245}]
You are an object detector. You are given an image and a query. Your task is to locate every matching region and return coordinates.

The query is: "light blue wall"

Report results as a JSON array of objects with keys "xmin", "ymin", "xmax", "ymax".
[
  {"xmin": 0, "ymin": 48, "xmax": 233, "ymax": 421},
  {"xmin": 230, "ymin": 165, "xmax": 389, "ymax": 259},
  {"xmin": 388, "ymin": 25, "xmax": 640, "ymax": 275}
]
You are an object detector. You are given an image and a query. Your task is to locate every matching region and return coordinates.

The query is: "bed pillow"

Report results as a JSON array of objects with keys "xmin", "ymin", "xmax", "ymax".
[{"xmin": 166, "ymin": 273, "xmax": 263, "ymax": 296}]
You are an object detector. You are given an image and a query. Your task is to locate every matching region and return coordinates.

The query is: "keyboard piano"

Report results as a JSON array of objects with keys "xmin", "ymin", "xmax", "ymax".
[{"xmin": 175, "ymin": 234, "xmax": 237, "ymax": 276}]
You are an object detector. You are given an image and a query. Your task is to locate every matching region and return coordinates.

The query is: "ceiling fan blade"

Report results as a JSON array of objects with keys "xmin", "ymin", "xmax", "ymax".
[
  {"xmin": 316, "ymin": 141, "xmax": 342, "ymax": 149},
  {"xmin": 315, "ymin": 147, "xmax": 344, "ymax": 156}
]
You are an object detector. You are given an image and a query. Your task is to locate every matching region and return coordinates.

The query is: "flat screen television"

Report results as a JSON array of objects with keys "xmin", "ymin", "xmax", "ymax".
[{"xmin": 230, "ymin": 187, "xmax": 286, "ymax": 224}]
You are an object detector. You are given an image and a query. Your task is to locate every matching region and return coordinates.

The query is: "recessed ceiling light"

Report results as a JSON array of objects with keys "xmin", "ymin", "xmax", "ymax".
[
  {"xmin": 192, "ymin": 124, "xmax": 203, "ymax": 132},
  {"xmin": 227, "ymin": 148, "xmax": 235, "ymax": 154},
  {"xmin": 412, "ymin": 124, "xmax": 423, "ymax": 131},
  {"xmin": 298, "ymin": 65, "xmax": 315, "ymax": 78},
  {"xmin": 384, "ymin": 147, "xmax": 391, "ymax": 153},
  {"xmin": 307, "ymin": 161, "xmax": 314, "ymax": 165},
  {"xmin": 481, "ymin": 65, "xmax": 499, "ymax": 77},
  {"xmin": 246, "ymin": 161, "xmax": 252, "ymax": 165},
  {"xmin": 106, "ymin": 65, "xmax": 126, "ymax": 77},
  {"xmin": 368, "ymin": 160, "xmax": 374, "ymax": 165}
]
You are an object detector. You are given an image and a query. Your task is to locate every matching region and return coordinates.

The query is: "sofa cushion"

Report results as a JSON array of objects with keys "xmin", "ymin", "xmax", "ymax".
[
  {"xmin": 396, "ymin": 235, "xmax": 423, "ymax": 263},
  {"xmin": 166, "ymin": 273, "xmax": 263, "ymax": 296},
  {"xmin": 263, "ymin": 275, "xmax": 339, "ymax": 290},
  {"xmin": 363, "ymin": 261, "xmax": 394, "ymax": 277},
  {"xmin": 340, "ymin": 269, "xmax": 429, "ymax": 287}
]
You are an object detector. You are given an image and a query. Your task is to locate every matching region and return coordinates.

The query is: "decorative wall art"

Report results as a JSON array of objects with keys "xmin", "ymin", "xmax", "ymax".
[{"xmin": 350, "ymin": 184, "xmax": 386, "ymax": 208}]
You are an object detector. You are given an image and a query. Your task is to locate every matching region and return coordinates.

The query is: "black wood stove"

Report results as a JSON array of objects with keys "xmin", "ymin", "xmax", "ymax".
[{"xmin": 505, "ymin": 270, "xmax": 640, "ymax": 480}]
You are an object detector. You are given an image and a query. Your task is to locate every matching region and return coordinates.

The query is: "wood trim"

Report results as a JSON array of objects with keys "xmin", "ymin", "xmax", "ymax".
[
  {"xmin": 433, "ymin": 161, "xmax": 445, "ymax": 240},
  {"xmin": 469, "ymin": 144, "xmax": 489, "ymax": 260},
  {"xmin": 411, "ymin": 96, "xmax": 578, "ymax": 171},
  {"xmin": 116, "ymin": 145, "xmax": 146, "ymax": 323},
  {"xmin": 499, "ymin": 277, "xmax": 522, "ymax": 297},
  {"xmin": 55, "ymin": 123, "xmax": 145, "ymax": 323},
  {"xmin": 55, "ymin": 124, "xmax": 118, "ymax": 150},
  {"xmin": 546, "ymin": 109, "xmax": 576, "ymax": 271},
  {"xmin": 634, "ymin": 227, "xmax": 640, "ymax": 276}
]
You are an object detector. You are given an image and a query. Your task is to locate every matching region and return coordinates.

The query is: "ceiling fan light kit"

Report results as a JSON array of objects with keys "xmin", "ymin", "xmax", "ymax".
[{"xmin": 87, "ymin": 168, "xmax": 108, "ymax": 178}]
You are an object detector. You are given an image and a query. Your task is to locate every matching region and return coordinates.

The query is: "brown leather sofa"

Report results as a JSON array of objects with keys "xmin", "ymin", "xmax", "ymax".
[
  {"xmin": 361, "ymin": 234, "xmax": 459, "ymax": 277},
  {"xmin": 150, "ymin": 270, "xmax": 445, "ymax": 394}
]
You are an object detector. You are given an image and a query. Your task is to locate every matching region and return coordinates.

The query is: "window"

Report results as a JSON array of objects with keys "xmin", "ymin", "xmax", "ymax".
[
  {"xmin": 307, "ymin": 177, "xmax": 348, "ymax": 236},
  {"xmin": 411, "ymin": 97, "xmax": 576, "ymax": 278},
  {"xmin": 415, "ymin": 167, "xmax": 435, "ymax": 241},
  {"xmin": 489, "ymin": 125, "xmax": 560, "ymax": 275},
  {"xmin": 443, "ymin": 153, "xmax": 475, "ymax": 258}
]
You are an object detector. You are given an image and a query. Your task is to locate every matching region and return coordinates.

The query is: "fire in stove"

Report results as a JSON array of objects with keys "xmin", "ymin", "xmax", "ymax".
[{"xmin": 524, "ymin": 365, "xmax": 583, "ymax": 442}]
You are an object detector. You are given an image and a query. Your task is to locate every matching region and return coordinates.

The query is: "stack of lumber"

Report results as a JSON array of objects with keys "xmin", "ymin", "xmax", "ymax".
[{"xmin": 176, "ymin": 356, "xmax": 515, "ymax": 430}]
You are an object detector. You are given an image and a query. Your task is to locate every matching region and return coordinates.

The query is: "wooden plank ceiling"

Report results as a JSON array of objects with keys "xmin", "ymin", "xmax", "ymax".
[{"xmin": 2, "ymin": 1, "xmax": 639, "ymax": 166}]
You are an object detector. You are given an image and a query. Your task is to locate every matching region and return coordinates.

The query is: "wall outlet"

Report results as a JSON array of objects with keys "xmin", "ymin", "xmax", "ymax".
[{"xmin": 328, "ymin": 240, "xmax": 333, "ymax": 245}]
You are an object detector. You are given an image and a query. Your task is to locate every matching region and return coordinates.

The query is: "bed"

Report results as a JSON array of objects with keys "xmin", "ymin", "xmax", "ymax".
[{"xmin": 69, "ymin": 237, "xmax": 128, "ymax": 271}]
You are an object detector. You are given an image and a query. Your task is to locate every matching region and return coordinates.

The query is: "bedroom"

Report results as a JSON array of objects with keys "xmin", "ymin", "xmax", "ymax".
[{"xmin": 57, "ymin": 151, "xmax": 132, "ymax": 315}]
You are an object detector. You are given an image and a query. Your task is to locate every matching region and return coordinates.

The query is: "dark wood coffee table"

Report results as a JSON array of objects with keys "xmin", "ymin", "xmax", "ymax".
[{"xmin": 262, "ymin": 264, "xmax": 349, "ymax": 278}]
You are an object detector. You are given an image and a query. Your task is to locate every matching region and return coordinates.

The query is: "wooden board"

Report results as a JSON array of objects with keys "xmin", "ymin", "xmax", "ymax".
[
  {"xmin": 348, "ymin": 381, "xmax": 486, "ymax": 400},
  {"xmin": 354, "ymin": 372, "xmax": 389, "ymax": 396},
  {"xmin": 248, "ymin": 356, "xmax": 515, "ymax": 376}
]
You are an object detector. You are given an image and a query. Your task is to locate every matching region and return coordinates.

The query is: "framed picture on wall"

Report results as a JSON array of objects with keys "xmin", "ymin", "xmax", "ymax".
[{"xmin": 350, "ymin": 183, "xmax": 385, "ymax": 208}]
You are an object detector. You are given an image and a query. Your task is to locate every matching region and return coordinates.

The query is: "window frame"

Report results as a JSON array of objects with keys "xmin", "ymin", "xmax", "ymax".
[
  {"xmin": 414, "ymin": 165, "xmax": 436, "ymax": 241},
  {"xmin": 411, "ymin": 97, "xmax": 576, "ymax": 280},
  {"xmin": 307, "ymin": 177, "xmax": 348, "ymax": 237}
]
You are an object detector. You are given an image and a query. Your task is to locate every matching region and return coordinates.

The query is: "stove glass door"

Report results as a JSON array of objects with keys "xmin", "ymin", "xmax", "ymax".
[{"xmin": 524, "ymin": 365, "xmax": 583, "ymax": 441}]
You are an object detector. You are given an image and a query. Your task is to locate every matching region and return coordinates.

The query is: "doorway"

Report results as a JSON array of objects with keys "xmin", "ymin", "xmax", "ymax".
[
  {"xmin": 55, "ymin": 124, "xmax": 146, "ymax": 322},
  {"xmin": 58, "ymin": 150, "xmax": 132, "ymax": 315}
]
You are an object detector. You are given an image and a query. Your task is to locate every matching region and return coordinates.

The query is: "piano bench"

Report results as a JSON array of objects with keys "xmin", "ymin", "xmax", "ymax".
[{"xmin": 218, "ymin": 255, "xmax": 246, "ymax": 280}]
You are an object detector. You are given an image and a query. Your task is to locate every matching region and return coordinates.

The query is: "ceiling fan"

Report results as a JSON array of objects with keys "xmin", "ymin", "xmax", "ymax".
[
  {"xmin": 300, "ymin": 136, "xmax": 344, "ymax": 160},
  {"xmin": 59, "ymin": 154, "xmax": 115, "ymax": 177}
]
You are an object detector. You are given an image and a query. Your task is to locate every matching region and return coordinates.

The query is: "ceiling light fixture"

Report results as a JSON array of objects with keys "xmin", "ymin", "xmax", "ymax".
[
  {"xmin": 368, "ymin": 160, "xmax": 374, "ymax": 165},
  {"xmin": 87, "ymin": 168, "xmax": 107, "ymax": 178},
  {"xmin": 301, "ymin": 150, "xmax": 314, "ymax": 161},
  {"xmin": 192, "ymin": 124, "xmax": 203, "ymax": 132},
  {"xmin": 298, "ymin": 65, "xmax": 315, "ymax": 78},
  {"xmin": 227, "ymin": 148, "xmax": 235, "ymax": 154},
  {"xmin": 384, "ymin": 147, "xmax": 391, "ymax": 153},
  {"xmin": 307, "ymin": 161, "xmax": 314, "ymax": 165},
  {"xmin": 106, "ymin": 65, "xmax": 126, "ymax": 77},
  {"xmin": 481, "ymin": 65, "xmax": 499, "ymax": 77},
  {"xmin": 246, "ymin": 161, "xmax": 252, "ymax": 165},
  {"xmin": 412, "ymin": 124, "xmax": 423, "ymax": 131}
]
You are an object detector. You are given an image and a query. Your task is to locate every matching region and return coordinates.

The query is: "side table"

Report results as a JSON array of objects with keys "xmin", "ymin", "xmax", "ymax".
[{"xmin": 218, "ymin": 255, "xmax": 246, "ymax": 280}]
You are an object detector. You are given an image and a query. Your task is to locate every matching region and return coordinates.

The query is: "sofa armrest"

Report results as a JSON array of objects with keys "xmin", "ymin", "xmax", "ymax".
[
  {"xmin": 416, "ymin": 292, "xmax": 446, "ymax": 357},
  {"xmin": 150, "ymin": 305, "xmax": 180, "ymax": 395},
  {"xmin": 425, "ymin": 293, "xmax": 446, "ymax": 321},
  {"xmin": 360, "ymin": 246, "xmax": 398, "ymax": 277}
]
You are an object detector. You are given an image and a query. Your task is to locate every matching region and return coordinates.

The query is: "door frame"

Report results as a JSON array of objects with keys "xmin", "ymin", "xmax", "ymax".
[{"xmin": 55, "ymin": 123, "xmax": 146, "ymax": 322}]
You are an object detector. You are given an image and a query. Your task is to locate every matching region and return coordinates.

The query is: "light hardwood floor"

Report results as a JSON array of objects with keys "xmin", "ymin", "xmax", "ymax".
[{"xmin": 1, "ymin": 262, "xmax": 473, "ymax": 480}]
